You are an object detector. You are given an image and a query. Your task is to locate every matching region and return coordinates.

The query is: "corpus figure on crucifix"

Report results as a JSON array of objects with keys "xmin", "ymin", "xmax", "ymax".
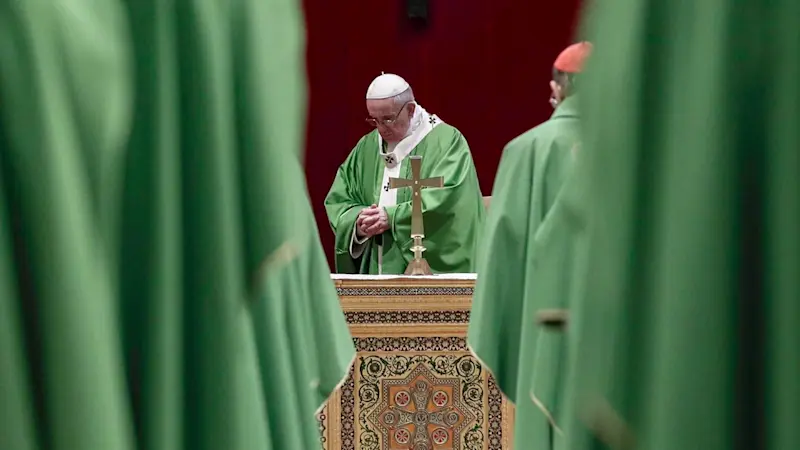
[{"xmin": 324, "ymin": 73, "xmax": 485, "ymax": 275}]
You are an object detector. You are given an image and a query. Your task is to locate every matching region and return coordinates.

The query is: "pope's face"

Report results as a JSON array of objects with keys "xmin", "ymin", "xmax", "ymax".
[{"xmin": 366, "ymin": 98, "xmax": 414, "ymax": 143}]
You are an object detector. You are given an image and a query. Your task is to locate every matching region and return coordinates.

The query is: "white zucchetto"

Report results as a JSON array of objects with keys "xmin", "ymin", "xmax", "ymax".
[{"xmin": 365, "ymin": 73, "xmax": 410, "ymax": 99}]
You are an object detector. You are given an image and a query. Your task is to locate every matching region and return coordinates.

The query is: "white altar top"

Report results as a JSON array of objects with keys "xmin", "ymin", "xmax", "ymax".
[{"xmin": 331, "ymin": 273, "xmax": 477, "ymax": 281}]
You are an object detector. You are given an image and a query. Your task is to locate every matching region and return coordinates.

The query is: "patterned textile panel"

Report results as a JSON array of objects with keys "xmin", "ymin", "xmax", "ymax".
[{"xmin": 319, "ymin": 276, "xmax": 515, "ymax": 450}]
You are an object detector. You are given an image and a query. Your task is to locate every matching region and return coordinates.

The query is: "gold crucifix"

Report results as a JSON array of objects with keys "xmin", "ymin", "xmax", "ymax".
[{"xmin": 389, "ymin": 155, "xmax": 443, "ymax": 275}]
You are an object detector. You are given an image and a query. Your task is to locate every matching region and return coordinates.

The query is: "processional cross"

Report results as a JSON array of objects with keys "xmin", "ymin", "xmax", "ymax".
[{"xmin": 389, "ymin": 155, "xmax": 443, "ymax": 275}]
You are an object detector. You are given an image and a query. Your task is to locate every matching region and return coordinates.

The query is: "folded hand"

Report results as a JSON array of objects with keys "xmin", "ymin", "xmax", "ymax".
[{"xmin": 357, "ymin": 204, "xmax": 389, "ymax": 237}]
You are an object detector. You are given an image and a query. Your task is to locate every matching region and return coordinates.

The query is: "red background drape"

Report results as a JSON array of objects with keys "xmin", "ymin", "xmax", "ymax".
[{"xmin": 302, "ymin": 0, "xmax": 583, "ymax": 268}]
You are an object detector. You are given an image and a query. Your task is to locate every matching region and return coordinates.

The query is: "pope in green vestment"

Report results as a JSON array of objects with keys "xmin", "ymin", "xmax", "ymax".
[
  {"xmin": 468, "ymin": 43, "xmax": 592, "ymax": 450},
  {"xmin": 0, "ymin": 0, "xmax": 355, "ymax": 449},
  {"xmin": 325, "ymin": 74, "xmax": 485, "ymax": 274},
  {"xmin": 557, "ymin": 0, "xmax": 800, "ymax": 449}
]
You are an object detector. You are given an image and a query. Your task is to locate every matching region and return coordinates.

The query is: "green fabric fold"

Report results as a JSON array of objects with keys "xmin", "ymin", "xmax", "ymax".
[
  {"xmin": 469, "ymin": 96, "xmax": 582, "ymax": 450},
  {"xmin": 560, "ymin": 0, "xmax": 800, "ymax": 449},
  {"xmin": 0, "ymin": 0, "xmax": 355, "ymax": 449}
]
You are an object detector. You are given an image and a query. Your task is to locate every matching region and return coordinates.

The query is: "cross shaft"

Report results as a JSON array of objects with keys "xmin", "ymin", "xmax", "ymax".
[{"xmin": 389, "ymin": 156, "xmax": 443, "ymax": 237}]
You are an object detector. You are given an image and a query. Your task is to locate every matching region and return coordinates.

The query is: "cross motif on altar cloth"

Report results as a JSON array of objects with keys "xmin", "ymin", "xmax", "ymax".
[{"xmin": 367, "ymin": 363, "xmax": 476, "ymax": 449}]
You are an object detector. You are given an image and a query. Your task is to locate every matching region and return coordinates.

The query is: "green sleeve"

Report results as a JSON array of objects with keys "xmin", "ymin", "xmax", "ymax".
[
  {"xmin": 384, "ymin": 131, "xmax": 484, "ymax": 272},
  {"xmin": 324, "ymin": 143, "xmax": 371, "ymax": 273}
]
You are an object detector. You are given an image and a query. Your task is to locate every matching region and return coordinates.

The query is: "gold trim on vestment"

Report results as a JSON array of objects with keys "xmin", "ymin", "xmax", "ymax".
[
  {"xmin": 250, "ymin": 240, "xmax": 300, "ymax": 293},
  {"xmin": 467, "ymin": 343, "xmax": 510, "ymax": 397},
  {"xmin": 250, "ymin": 239, "xmax": 357, "ymax": 420},
  {"xmin": 526, "ymin": 308, "xmax": 568, "ymax": 435},
  {"xmin": 571, "ymin": 142, "xmax": 582, "ymax": 160},
  {"xmin": 315, "ymin": 352, "xmax": 357, "ymax": 417},
  {"xmin": 529, "ymin": 390, "xmax": 564, "ymax": 435},
  {"xmin": 581, "ymin": 396, "xmax": 635, "ymax": 450}
]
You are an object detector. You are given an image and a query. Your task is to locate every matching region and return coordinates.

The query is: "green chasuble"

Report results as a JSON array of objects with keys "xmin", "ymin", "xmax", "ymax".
[
  {"xmin": 558, "ymin": 0, "xmax": 800, "ymax": 449},
  {"xmin": 468, "ymin": 96, "xmax": 582, "ymax": 450},
  {"xmin": 0, "ymin": 0, "xmax": 355, "ymax": 449},
  {"xmin": 325, "ymin": 118, "xmax": 485, "ymax": 274},
  {"xmin": 0, "ymin": 1, "xmax": 136, "ymax": 449},
  {"xmin": 119, "ymin": 0, "xmax": 355, "ymax": 449}
]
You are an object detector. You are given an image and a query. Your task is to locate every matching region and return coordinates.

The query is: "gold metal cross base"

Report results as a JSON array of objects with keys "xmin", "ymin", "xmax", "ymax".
[{"xmin": 404, "ymin": 235, "xmax": 433, "ymax": 275}]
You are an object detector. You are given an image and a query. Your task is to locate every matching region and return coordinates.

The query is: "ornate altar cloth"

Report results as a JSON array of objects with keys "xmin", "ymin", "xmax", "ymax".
[{"xmin": 319, "ymin": 274, "xmax": 514, "ymax": 450}]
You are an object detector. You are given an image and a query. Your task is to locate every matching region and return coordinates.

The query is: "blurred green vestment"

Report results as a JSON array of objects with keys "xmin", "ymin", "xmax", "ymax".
[
  {"xmin": 560, "ymin": 0, "xmax": 800, "ymax": 449},
  {"xmin": 0, "ymin": 2, "xmax": 136, "ymax": 449},
  {"xmin": 0, "ymin": 0, "xmax": 355, "ymax": 449},
  {"xmin": 468, "ymin": 96, "xmax": 582, "ymax": 450}
]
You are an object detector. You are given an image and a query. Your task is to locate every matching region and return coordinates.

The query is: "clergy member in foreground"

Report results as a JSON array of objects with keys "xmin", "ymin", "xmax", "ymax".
[
  {"xmin": 467, "ymin": 42, "xmax": 592, "ymax": 450},
  {"xmin": 0, "ymin": 1, "xmax": 355, "ymax": 449},
  {"xmin": 325, "ymin": 74, "xmax": 485, "ymax": 274},
  {"xmin": 560, "ymin": 0, "xmax": 800, "ymax": 448}
]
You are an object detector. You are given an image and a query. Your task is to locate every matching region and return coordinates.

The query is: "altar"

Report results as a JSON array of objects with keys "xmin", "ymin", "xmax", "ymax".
[{"xmin": 318, "ymin": 274, "xmax": 515, "ymax": 450}]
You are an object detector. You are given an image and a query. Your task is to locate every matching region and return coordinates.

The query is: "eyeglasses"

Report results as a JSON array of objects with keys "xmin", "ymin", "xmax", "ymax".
[{"xmin": 365, "ymin": 101, "xmax": 412, "ymax": 127}]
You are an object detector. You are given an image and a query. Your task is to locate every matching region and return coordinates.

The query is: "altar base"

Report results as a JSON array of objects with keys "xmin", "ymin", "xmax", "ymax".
[{"xmin": 318, "ymin": 274, "xmax": 515, "ymax": 450}]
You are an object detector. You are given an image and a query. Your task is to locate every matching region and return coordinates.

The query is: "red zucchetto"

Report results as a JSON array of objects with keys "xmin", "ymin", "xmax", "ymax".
[{"xmin": 553, "ymin": 41, "xmax": 593, "ymax": 73}]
